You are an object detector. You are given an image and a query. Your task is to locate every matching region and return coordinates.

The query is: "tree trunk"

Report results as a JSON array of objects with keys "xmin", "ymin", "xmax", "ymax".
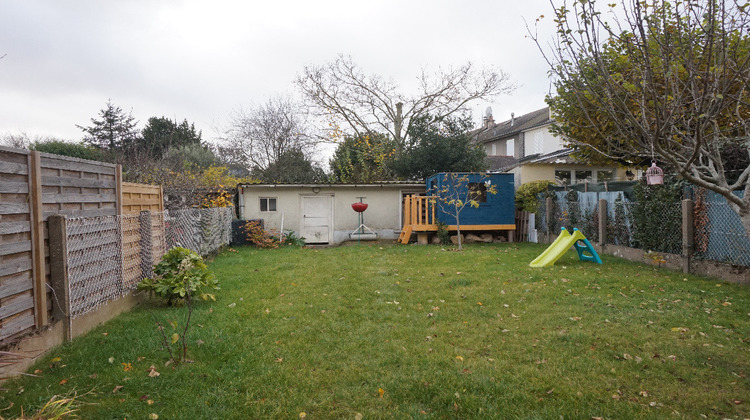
[
  {"xmin": 394, "ymin": 102, "xmax": 404, "ymax": 149},
  {"xmin": 456, "ymin": 211, "xmax": 462, "ymax": 251}
]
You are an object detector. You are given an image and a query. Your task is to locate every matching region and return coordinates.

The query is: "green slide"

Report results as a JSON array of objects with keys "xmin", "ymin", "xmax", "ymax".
[{"xmin": 530, "ymin": 227, "xmax": 602, "ymax": 267}]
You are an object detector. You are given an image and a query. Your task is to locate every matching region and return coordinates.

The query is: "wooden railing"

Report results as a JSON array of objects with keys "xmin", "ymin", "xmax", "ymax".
[{"xmin": 403, "ymin": 195, "xmax": 437, "ymax": 231}]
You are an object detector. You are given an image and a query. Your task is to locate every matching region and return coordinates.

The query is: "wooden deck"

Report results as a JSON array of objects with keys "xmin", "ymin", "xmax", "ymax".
[{"xmin": 398, "ymin": 195, "xmax": 515, "ymax": 244}]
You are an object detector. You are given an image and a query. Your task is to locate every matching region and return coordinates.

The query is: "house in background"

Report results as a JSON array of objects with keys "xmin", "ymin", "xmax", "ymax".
[
  {"xmin": 472, "ymin": 106, "xmax": 638, "ymax": 187},
  {"xmin": 238, "ymin": 182, "xmax": 424, "ymax": 245}
]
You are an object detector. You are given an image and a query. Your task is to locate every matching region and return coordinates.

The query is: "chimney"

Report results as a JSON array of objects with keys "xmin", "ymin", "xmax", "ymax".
[
  {"xmin": 511, "ymin": 112, "xmax": 515, "ymax": 127},
  {"xmin": 484, "ymin": 106, "xmax": 494, "ymax": 128}
]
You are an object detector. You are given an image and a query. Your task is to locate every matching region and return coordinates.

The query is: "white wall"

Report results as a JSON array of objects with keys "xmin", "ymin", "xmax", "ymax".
[{"xmin": 240, "ymin": 185, "xmax": 424, "ymax": 244}]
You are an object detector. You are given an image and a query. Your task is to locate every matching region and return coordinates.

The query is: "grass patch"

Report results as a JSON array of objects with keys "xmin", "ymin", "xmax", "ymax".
[{"xmin": 2, "ymin": 243, "xmax": 749, "ymax": 419}]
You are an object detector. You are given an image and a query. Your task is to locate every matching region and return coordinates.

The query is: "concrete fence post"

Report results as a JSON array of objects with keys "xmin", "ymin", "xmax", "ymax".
[
  {"xmin": 140, "ymin": 211, "xmax": 153, "ymax": 279},
  {"xmin": 682, "ymin": 199, "xmax": 694, "ymax": 274},
  {"xmin": 598, "ymin": 198, "xmax": 608, "ymax": 250},
  {"xmin": 48, "ymin": 215, "xmax": 72, "ymax": 342}
]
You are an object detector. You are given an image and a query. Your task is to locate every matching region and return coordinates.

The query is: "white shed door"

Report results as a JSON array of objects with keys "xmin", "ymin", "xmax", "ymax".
[{"xmin": 301, "ymin": 195, "xmax": 332, "ymax": 244}]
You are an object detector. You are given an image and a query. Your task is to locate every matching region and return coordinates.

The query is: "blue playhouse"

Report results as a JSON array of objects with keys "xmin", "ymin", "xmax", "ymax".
[{"xmin": 398, "ymin": 172, "xmax": 516, "ymax": 244}]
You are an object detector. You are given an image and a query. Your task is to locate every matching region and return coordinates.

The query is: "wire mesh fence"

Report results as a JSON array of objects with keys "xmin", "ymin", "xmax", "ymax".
[
  {"xmin": 64, "ymin": 207, "xmax": 232, "ymax": 319},
  {"xmin": 693, "ymin": 189, "xmax": 750, "ymax": 266},
  {"xmin": 536, "ymin": 187, "xmax": 749, "ymax": 265},
  {"xmin": 164, "ymin": 207, "xmax": 233, "ymax": 256}
]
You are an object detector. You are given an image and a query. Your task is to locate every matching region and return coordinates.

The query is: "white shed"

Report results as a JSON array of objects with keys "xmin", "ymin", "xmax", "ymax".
[{"xmin": 238, "ymin": 182, "xmax": 425, "ymax": 245}]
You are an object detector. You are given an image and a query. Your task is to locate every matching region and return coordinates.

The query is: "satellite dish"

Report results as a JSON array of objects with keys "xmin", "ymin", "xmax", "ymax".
[{"xmin": 485, "ymin": 107, "xmax": 493, "ymax": 118}]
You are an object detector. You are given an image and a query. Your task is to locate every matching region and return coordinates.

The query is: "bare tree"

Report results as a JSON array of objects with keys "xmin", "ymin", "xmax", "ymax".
[
  {"xmin": 222, "ymin": 95, "xmax": 316, "ymax": 173},
  {"xmin": 532, "ymin": 0, "xmax": 750, "ymax": 236},
  {"xmin": 296, "ymin": 55, "xmax": 515, "ymax": 149},
  {"xmin": 0, "ymin": 132, "xmax": 31, "ymax": 149}
]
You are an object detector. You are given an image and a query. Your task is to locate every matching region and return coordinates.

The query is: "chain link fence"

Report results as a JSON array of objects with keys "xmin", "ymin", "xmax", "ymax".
[
  {"xmin": 536, "ymin": 187, "xmax": 749, "ymax": 266},
  {"xmin": 164, "ymin": 207, "xmax": 233, "ymax": 256},
  {"xmin": 64, "ymin": 207, "xmax": 232, "ymax": 319},
  {"xmin": 693, "ymin": 189, "xmax": 750, "ymax": 266}
]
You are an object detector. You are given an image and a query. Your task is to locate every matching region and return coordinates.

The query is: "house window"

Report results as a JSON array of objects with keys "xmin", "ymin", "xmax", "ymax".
[
  {"xmin": 491, "ymin": 143, "xmax": 497, "ymax": 156},
  {"xmin": 468, "ymin": 183, "xmax": 488, "ymax": 203},
  {"xmin": 555, "ymin": 170, "xmax": 571, "ymax": 185},
  {"xmin": 260, "ymin": 197, "xmax": 277, "ymax": 212},
  {"xmin": 575, "ymin": 170, "xmax": 593, "ymax": 183},
  {"xmin": 597, "ymin": 170, "xmax": 613, "ymax": 182},
  {"xmin": 506, "ymin": 138, "xmax": 515, "ymax": 156}
]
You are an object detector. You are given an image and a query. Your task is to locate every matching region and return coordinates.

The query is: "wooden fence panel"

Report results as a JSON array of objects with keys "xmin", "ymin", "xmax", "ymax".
[
  {"xmin": 0, "ymin": 147, "xmax": 125, "ymax": 342},
  {"xmin": 515, "ymin": 210, "xmax": 530, "ymax": 243},
  {"xmin": 39, "ymin": 153, "xmax": 119, "ymax": 219},
  {"xmin": 121, "ymin": 215, "xmax": 143, "ymax": 289},
  {"xmin": 122, "ymin": 182, "xmax": 163, "ymax": 215},
  {"xmin": 0, "ymin": 147, "xmax": 35, "ymax": 341}
]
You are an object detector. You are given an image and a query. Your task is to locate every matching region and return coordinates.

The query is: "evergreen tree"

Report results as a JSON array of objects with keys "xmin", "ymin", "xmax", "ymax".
[{"xmin": 77, "ymin": 100, "xmax": 139, "ymax": 152}]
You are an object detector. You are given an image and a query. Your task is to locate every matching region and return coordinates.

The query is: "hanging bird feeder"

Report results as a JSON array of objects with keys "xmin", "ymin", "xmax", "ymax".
[{"xmin": 645, "ymin": 161, "xmax": 664, "ymax": 185}]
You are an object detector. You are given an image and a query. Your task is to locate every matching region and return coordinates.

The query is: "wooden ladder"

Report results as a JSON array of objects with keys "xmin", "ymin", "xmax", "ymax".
[{"xmin": 397, "ymin": 225, "xmax": 413, "ymax": 244}]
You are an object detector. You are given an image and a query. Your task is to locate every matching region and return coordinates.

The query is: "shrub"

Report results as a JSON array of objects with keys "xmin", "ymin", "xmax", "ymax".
[
  {"xmin": 280, "ymin": 230, "xmax": 306, "ymax": 247},
  {"xmin": 436, "ymin": 221, "xmax": 451, "ymax": 245},
  {"xmin": 138, "ymin": 247, "xmax": 219, "ymax": 305},
  {"xmin": 243, "ymin": 221, "xmax": 279, "ymax": 248},
  {"xmin": 515, "ymin": 180, "xmax": 554, "ymax": 213}
]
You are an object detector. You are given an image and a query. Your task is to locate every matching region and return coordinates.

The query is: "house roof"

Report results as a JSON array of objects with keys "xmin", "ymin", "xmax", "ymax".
[
  {"xmin": 518, "ymin": 148, "xmax": 575, "ymax": 165},
  {"xmin": 484, "ymin": 155, "xmax": 518, "ymax": 172},
  {"xmin": 472, "ymin": 107, "xmax": 552, "ymax": 144}
]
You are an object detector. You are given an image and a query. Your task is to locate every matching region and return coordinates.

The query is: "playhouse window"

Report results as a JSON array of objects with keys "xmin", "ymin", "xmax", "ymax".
[
  {"xmin": 260, "ymin": 197, "xmax": 277, "ymax": 212},
  {"xmin": 468, "ymin": 183, "xmax": 487, "ymax": 203}
]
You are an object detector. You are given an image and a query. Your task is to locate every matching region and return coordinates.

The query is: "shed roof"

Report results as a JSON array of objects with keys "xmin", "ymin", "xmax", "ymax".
[{"xmin": 239, "ymin": 181, "xmax": 425, "ymax": 189}]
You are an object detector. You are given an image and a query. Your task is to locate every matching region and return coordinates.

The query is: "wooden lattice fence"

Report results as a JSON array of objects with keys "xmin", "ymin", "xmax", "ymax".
[{"xmin": 0, "ymin": 146, "xmax": 165, "ymax": 343}]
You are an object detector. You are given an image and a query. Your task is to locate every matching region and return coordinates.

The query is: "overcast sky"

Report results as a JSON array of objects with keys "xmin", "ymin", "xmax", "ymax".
[{"xmin": 0, "ymin": 0, "xmax": 557, "ymax": 160}]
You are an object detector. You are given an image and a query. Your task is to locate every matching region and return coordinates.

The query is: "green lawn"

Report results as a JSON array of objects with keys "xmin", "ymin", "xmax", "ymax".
[{"xmin": 2, "ymin": 243, "xmax": 749, "ymax": 419}]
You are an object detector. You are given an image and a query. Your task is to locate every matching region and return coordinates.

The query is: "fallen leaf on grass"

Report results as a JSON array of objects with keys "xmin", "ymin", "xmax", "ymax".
[
  {"xmin": 149, "ymin": 414, "xmax": 159, "ymax": 420},
  {"xmin": 275, "ymin": 358, "xmax": 283, "ymax": 363},
  {"xmin": 171, "ymin": 333, "xmax": 179, "ymax": 344},
  {"xmin": 640, "ymin": 390, "xmax": 649, "ymax": 397},
  {"xmin": 108, "ymin": 357, "xmax": 114, "ymax": 364},
  {"xmin": 147, "ymin": 365, "xmax": 160, "ymax": 377},
  {"xmin": 299, "ymin": 412, "xmax": 306, "ymax": 419},
  {"xmin": 59, "ymin": 379, "xmax": 68, "ymax": 385},
  {"xmin": 570, "ymin": 316, "xmax": 581, "ymax": 321},
  {"xmin": 196, "ymin": 339, "xmax": 205, "ymax": 346},
  {"xmin": 112, "ymin": 385, "xmax": 124, "ymax": 393},
  {"xmin": 122, "ymin": 363, "xmax": 133, "ymax": 372},
  {"xmin": 671, "ymin": 327, "xmax": 689, "ymax": 333},
  {"xmin": 378, "ymin": 388, "xmax": 385, "ymax": 398},
  {"xmin": 34, "ymin": 369, "xmax": 42, "ymax": 375},
  {"xmin": 455, "ymin": 355, "xmax": 464, "ymax": 362}
]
